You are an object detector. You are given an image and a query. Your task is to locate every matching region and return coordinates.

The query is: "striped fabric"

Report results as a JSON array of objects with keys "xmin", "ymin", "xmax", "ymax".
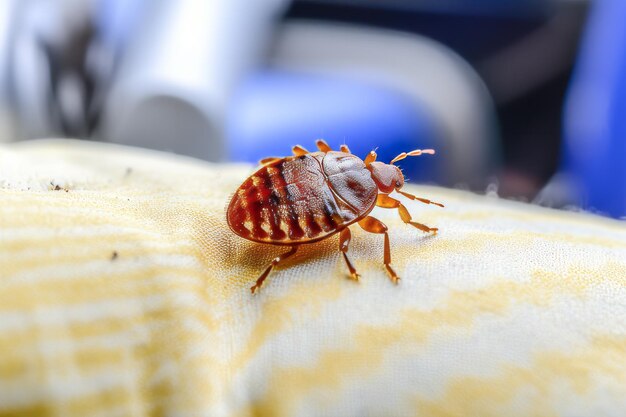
[{"xmin": 1, "ymin": 139, "xmax": 625, "ymax": 417}]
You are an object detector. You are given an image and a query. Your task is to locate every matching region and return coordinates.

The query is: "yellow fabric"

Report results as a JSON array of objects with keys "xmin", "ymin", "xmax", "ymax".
[{"xmin": 1, "ymin": 139, "xmax": 626, "ymax": 417}]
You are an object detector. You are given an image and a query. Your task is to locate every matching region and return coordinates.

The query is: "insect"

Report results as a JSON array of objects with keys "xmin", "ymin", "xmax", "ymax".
[{"xmin": 227, "ymin": 140, "xmax": 443, "ymax": 293}]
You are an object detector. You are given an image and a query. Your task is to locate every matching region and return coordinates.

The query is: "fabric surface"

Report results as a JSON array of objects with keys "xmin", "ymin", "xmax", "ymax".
[{"xmin": 1, "ymin": 139, "xmax": 625, "ymax": 417}]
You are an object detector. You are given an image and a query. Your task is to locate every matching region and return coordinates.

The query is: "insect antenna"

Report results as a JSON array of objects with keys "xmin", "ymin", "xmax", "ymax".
[{"xmin": 390, "ymin": 149, "xmax": 435, "ymax": 165}]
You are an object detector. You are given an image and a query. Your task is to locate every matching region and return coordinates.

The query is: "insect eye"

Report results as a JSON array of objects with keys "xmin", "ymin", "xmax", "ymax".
[{"xmin": 396, "ymin": 181, "xmax": 401, "ymax": 187}]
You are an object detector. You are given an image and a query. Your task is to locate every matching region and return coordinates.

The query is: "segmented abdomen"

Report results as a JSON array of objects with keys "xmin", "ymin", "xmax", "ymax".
[{"xmin": 227, "ymin": 155, "xmax": 358, "ymax": 244}]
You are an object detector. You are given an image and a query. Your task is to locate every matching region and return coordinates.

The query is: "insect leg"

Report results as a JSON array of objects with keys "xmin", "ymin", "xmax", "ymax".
[
  {"xmin": 358, "ymin": 216, "xmax": 399, "ymax": 283},
  {"xmin": 377, "ymin": 194, "xmax": 439, "ymax": 234},
  {"xmin": 376, "ymin": 194, "xmax": 401, "ymax": 208},
  {"xmin": 364, "ymin": 150, "xmax": 377, "ymax": 167},
  {"xmin": 259, "ymin": 157, "xmax": 281, "ymax": 166},
  {"xmin": 292, "ymin": 145, "xmax": 309, "ymax": 156},
  {"xmin": 398, "ymin": 204, "xmax": 438, "ymax": 235},
  {"xmin": 251, "ymin": 246, "xmax": 299, "ymax": 294},
  {"xmin": 339, "ymin": 228, "xmax": 360, "ymax": 281},
  {"xmin": 397, "ymin": 190, "xmax": 444, "ymax": 207},
  {"xmin": 339, "ymin": 144, "xmax": 351, "ymax": 153},
  {"xmin": 315, "ymin": 139, "xmax": 333, "ymax": 152}
]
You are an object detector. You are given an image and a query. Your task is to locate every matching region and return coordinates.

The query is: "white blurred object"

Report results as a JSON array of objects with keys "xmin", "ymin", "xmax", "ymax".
[
  {"xmin": 9, "ymin": 0, "xmax": 98, "ymax": 139},
  {"xmin": 101, "ymin": 0, "xmax": 288, "ymax": 160},
  {"xmin": 269, "ymin": 21, "xmax": 499, "ymax": 186},
  {"xmin": 2, "ymin": 0, "xmax": 288, "ymax": 157},
  {"xmin": 2, "ymin": 0, "xmax": 496, "ymax": 181},
  {"xmin": 0, "ymin": 0, "xmax": 18, "ymax": 143}
]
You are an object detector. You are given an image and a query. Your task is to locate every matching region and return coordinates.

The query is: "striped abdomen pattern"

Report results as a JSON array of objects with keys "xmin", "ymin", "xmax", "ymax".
[{"xmin": 227, "ymin": 153, "xmax": 376, "ymax": 244}]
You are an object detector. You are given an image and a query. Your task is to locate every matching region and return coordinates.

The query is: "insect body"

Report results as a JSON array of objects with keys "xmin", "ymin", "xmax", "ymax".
[{"xmin": 227, "ymin": 140, "xmax": 443, "ymax": 293}]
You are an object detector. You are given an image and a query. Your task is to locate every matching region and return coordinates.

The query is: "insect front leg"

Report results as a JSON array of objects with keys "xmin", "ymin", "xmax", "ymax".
[
  {"xmin": 376, "ymin": 194, "xmax": 438, "ymax": 235},
  {"xmin": 398, "ymin": 204, "xmax": 438, "ymax": 234},
  {"xmin": 251, "ymin": 245, "xmax": 299, "ymax": 294},
  {"xmin": 397, "ymin": 190, "xmax": 444, "ymax": 208},
  {"xmin": 357, "ymin": 216, "xmax": 399, "ymax": 283},
  {"xmin": 339, "ymin": 227, "xmax": 360, "ymax": 281},
  {"xmin": 364, "ymin": 150, "xmax": 377, "ymax": 167}
]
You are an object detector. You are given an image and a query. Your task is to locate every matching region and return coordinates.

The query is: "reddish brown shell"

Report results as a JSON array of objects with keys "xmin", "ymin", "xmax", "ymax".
[{"xmin": 227, "ymin": 151, "xmax": 378, "ymax": 245}]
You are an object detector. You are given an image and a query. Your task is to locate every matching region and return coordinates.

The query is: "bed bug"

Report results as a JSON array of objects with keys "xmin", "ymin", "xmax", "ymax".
[{"xmin": 227, "ymin": 140, "xmax": 444, "ymax": 293}]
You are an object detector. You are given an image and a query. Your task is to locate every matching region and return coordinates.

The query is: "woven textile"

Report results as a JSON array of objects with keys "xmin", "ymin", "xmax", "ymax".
[{"xmin": 1, "ymin": 139, "xmax": 625, "ymax": 417}]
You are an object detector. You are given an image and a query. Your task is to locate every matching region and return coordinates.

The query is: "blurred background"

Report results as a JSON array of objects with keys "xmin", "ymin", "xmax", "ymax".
[{"xmin": 0, "ymin": 0, "xmax": 624, "ymax": 219}]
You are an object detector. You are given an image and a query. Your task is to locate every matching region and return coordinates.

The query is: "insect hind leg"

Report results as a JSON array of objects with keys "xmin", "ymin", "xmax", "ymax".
[
  {"xmin": 251, "ymin": 246, "xmax": 299, "ymax": 294},
  {"xmin": 259, "ymin": 157, "xmax": 281, "ymax": 166},
  {"xmin": 292, "ymin": 145, "xmax": 309, "ymax": 156}
]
